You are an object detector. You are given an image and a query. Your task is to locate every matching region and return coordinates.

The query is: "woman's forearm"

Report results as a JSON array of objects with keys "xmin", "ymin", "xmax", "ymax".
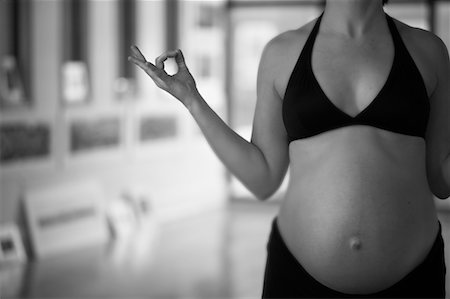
[
  {"xmin": 128, "ymin": 47, "xmax": 278, "ymax": 198},
  {"xmin": 186, "ymin": 94, "xmax": 274, "ymax": 199}
]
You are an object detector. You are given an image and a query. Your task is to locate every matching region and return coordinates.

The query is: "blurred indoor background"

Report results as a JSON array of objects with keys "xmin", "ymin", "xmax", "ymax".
[{"xmin": 0, "ymin": 0, "xmax": 449, "ymax": 298}]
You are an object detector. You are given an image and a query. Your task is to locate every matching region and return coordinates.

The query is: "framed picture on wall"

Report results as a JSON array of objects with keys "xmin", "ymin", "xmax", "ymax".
[
  {"xmin": 0, "ymin": 0, "xmax": 32, "ymax": 109},
  {"xmin": 0, "ymin": 224, "xmax": 27, "ymax": 265},
  {"xmin": 70, "ymin": 116, "xmax": 121, "ymax": 153},
  {"xmin": 139, "ymin": 115, "xmax": 177, "ymax": 142},
  {"xmin": 0, "ymin": 56, "xmax": 27, "ymax": 108},
  {"xmin": 0, "ymin": 122, "xmax": 51, "ymax": 164}
]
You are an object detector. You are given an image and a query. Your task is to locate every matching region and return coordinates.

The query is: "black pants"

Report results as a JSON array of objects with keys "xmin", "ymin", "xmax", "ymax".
[{"xmin": 262, "ymin": 217, "xmax": 446, "ymax": 298}]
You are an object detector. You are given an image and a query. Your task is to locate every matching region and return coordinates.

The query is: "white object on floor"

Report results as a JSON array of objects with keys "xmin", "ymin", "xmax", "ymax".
[{"xmin": 23, "ymin": 179, "xmax": 110, "ymax": 258}]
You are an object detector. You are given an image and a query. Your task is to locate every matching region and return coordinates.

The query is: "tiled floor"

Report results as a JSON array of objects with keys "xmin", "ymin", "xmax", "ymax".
[{"xmin": 2, "ymin": 200, "xmax": 450, "ymax": 299}]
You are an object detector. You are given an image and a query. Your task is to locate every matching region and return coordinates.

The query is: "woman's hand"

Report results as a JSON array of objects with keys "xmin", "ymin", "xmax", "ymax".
[{"xmin": 128, "ymin": 45, "xmax": 200, "ymax": 108}]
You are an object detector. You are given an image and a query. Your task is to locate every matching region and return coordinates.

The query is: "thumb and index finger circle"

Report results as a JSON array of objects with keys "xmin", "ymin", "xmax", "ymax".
[
  {"xmin": 155, "ymin": 49, "xmax": 187, "ymax": 70},
  {"xmin": 174, "ymin": 49, "xmax": 187, "ymax": 69},
  {"xmin": 129, "ymin": 46, "xmax": 189, "ymax": 90}
]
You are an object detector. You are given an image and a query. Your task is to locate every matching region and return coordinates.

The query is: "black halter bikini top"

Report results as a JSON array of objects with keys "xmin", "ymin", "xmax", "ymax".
[{"xmin": 282, "ymin": 13, "xmax": 430, "ymax": 143}]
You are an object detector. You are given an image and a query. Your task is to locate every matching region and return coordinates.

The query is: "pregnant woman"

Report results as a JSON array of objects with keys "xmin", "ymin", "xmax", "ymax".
[{"xmin": 129, "ymin": 0, "xmax": 450, "ymax": 297}]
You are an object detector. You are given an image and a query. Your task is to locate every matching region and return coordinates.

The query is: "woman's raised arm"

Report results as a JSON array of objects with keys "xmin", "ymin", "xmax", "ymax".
[{"xmin": 128, "ymin": 43, "xmax": 289, "ymax": 199}]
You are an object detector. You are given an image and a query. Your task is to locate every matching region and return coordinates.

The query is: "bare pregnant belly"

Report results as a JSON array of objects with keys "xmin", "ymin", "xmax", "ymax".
[{"xmin": 277, "ymin": 127, "xmax": 439, "ymax": 294}]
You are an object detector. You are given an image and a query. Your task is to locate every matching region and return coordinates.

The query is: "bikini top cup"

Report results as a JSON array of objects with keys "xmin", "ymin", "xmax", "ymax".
[{"xmin": 282, "ymin": 13, "xmax": 430, "ymax": 143}]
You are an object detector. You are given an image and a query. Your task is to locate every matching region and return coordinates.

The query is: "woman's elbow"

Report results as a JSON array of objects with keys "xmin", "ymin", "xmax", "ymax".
[
  {"xmin": 251, "ymin": 181, "xmax": 281, "ymax": 201},
  {"xmin": 427, "ymin": 162, "xmax": 450, "ymax": 199},
  {"xmin": 434, "ymin": 188, "xmax": 450, "ymax": 200},
  {"xmin": 254, "ymin": 190, "xmax": 275, "ymax": 201},
  {"xmin": 239, "ymin": 169, "xmax": 285, "ymax": 200},
  {"xmin": 429, "ymin": 178, "xmax": 450, "ymax": 199}
]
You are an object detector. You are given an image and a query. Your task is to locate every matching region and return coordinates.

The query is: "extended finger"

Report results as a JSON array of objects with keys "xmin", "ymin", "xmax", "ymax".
[
  {"xmin": 155, "ymin": 51, "xmax": 176, "ymax": 69},
  {"xmin": 130, "ymin": 45, "xmax": 147, "ymax": 62},
  {"xmin": 128, "ymin": 56, "xmax": 168, "ymax": 87},
  {"xmin": 128, "ymin": 56, "xmax": 160, "ymax": 78},
  {"xmin": 128, "ymin": 55, "xmax": 148, "ymax": 70}
]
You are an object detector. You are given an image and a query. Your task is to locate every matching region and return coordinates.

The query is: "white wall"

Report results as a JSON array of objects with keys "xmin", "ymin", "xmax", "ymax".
[{"xmin": 0, "ymin": 0, "xmax": 228, "ymax": 226}]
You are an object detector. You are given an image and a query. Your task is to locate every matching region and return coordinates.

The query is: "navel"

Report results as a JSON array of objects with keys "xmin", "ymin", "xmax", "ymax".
[{"xmin": 349, "ymin": 236, "xmax": 362, "ymax": 251}]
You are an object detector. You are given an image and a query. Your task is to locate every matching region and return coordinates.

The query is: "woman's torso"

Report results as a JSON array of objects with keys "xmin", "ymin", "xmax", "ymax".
[{"xmin": 273, "ymin": 15, "xmax": 439, "ymax": 294}]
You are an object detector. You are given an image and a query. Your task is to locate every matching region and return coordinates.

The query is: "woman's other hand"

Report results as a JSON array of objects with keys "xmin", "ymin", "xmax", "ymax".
[{"xmin": 128, "ymin": 45, "xmax": 200, "ymax": 108}]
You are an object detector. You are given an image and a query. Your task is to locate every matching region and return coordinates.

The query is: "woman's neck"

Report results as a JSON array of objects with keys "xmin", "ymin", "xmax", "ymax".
[{"xmin": 322, "ymin": 0, "xmax": 386, "ymax": 38}]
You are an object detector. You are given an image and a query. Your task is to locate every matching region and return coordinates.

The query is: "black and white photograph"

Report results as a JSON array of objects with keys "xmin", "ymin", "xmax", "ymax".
[
  {"xmin": 69, "ymin": 117, "xmax": 121, "ymax": 153},
  {"xmin": 0, "ymin": 0, "xmax": 449, "ymax": 298},
  {"xmin": 139, "ymin": 115, "xmax": 178, "ymax": 142},
  {"xmin": 0, "ymin": 56, "xmax": 27, "ymax": 108},
  {"xmin": 0, "ymin": 122, "xmax": 51, "ymax": 164},
  {"xmin": 22, "ymin": 180, "xmax": 110, "ymax": 258}
]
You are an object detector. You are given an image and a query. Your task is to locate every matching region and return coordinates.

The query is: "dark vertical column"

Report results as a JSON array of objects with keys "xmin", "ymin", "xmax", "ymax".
[
  {"xmin": 72, "ymin": 0, "xmax": 82, "ymax": 60},
  {"xmin": 1, "ymin": 0, "xmax": 31, "ymax": 102},
  {"xmin": 166, "ymin": 0, "xmax": 178, "ymax": 51},
  {"xmin": 72, "ymin": 0, "xmax": 88, "ymax": 61},
  {"xmin": 11, "ymin": 0, "xmax": 19, "ymax": 57},
  {"xmin": 118, "ymin": 0, "xmax": 136, "ymax": 79},
  {"xmin": 426, "ymin": 0, "xmax": 436, "ymax": 33},
  {"xmin": 0, "ymin": 1, "xmax": 12, "ymax": 58},
  {"xmin": 18, "ymin": 0, "xmax": 32, "ymax": 99},
  {"xmin": 64, "ymin": 0, "xmax": 88, "ymax": 62}
]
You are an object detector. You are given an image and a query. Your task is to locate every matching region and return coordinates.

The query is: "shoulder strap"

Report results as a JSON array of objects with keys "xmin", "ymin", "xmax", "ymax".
[
  {"xmin": 385, "ymin": 13, "xmax": 408, "ymax": 55},
  {"xmin": 301, "ymin": 12, "xmax": 324, "ymax": 63}
]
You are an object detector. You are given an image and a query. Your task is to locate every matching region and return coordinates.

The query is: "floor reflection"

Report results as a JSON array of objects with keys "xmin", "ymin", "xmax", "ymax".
[{"xmin": 3, "ymin": 201, "xmax": 450, "ymax": 298}]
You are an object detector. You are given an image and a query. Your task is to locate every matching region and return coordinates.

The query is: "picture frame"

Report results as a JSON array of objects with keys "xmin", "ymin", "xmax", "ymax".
[
  {"xmin": 70, "ymin": 116, "xmax": 121, "ymax": 153},
  {"xmin": 139, "ymin": 115, "xmax": 177, "ymax": 142},
  {"xmin": 0, "ymin": 56, "xmax": 28, "ymax": 108},
  {"xmin": 23, "ymin": 180, "xmax": 110, "ymax": 258},
  {"xmin": 0, "ymin": 122, "xmax": 51, "ymax": 164},
  {"xmin": 0, "ymin": 224, "xmax": 27, "ymax": 265}
]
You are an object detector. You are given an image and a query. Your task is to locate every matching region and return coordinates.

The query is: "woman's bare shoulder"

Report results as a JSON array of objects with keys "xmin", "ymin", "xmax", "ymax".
[
  {"xmin": 263, "ymin": 18, "xmax": 317, "ymax": 61},
  {"xmin": 392, "ymin": 17, "xmax": 448, "ymax": 63},
  {"xmin": 260, "ymin": 18, "xmax": 318, "ymax": 98},
  {"xmin": 392, "ymin": 17, "xmax": 448, "ymax": 96}
]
